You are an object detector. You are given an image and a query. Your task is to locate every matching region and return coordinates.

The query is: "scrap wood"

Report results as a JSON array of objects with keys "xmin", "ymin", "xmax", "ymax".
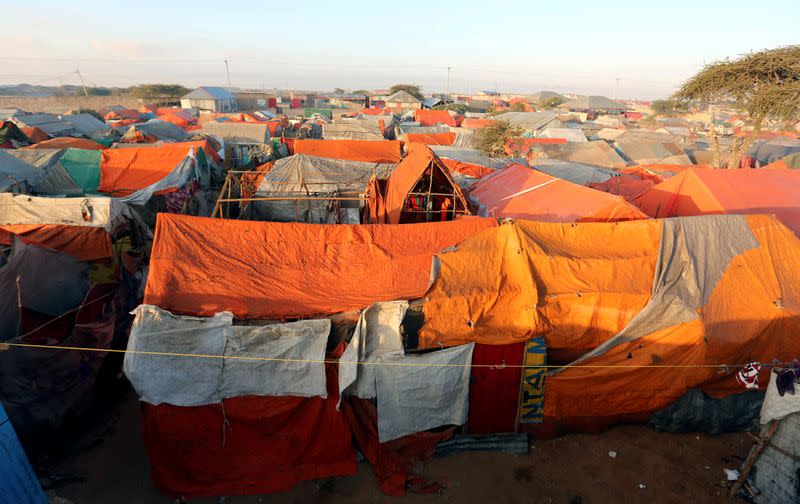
[{"xmin": 729, "ymin": 420, "xmax": 781, "ymax": 498}]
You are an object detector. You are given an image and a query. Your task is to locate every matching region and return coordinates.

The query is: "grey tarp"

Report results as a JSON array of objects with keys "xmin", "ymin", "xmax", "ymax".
[
  {"xmin": 123, "ymin": 305, "xmax": 329, "ymax": 406},
  {"xmin": 613, "ymin": 140, "xmax": 692, "ymax": 165},
  {"xmin": 339, "ymin": 301, "xmax": 409, "ymax": 402},
  {"xmin": 0, "ymin": 238, "xmax": 90, "ymax": 339},
  {"xmin": 530, "ymin": 141, "xmax": 628, "ymax": 169},
  {"xmin": 7, "ymin": 149, "xmax": 82, "ymax": 195},
  {"xmin": 748, "ymin": 138, "xmax": 800, "ymax": 165},
  {"xmin": 562, "ymin": 215, "xmax": 760, "ymax": 368},
  {"xmin": 430, "ymin": 146, "xmax": 525, "ymax": 170},
  {"xmin": 121, "ymin": 120, "xmax": 190, "ymax": 143},
  {"xmin": 376, "ymin": 343, "xmax": 474, "ymax": 442},
  {"xmin": 60, "ymin": 113, "xmax": 111, "ymax": 139},
  {"xmin": 531, "ymin": 158, "xmax": 616, "ymax": 185},
  {"xmin": 0, "ymin": 150, "xmax": 46, "ymax": 192},
  {"xmin": 323, "ymin": 122, "xmax": 384, "ymax": 141},
  {"xmin": 649, "ymin": 389, "xmax": 762, "ymax": 434},
  {"xmin": 491, "ymin": 112, "xmax": 563, "ymax": 135},
  {"xmin": 201, "ymin": 122, "xmax": 271, "ymax": 144},
  {"xmin": 251, "ymin": 154, "xmax": 394, "ymax": 223}
]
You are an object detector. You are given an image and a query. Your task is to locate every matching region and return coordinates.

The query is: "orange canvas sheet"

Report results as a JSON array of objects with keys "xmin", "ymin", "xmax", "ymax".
[
  {"xmin": 0, "ymin": 224, "xmax": 112, "ymax": 261},
  {"xmin": 20, "ymin": 127, "xmax": 49, "ymax": 143},
  {"xmin": 292, "ymin": 139, "xmax": 402, "ymax": 163},
  {"xmin": 589, "ymin": 175, "xmax": 655, "ymax": 202},
  {"xmin": 460, "ymin": 118, "xmax": 495, "ymax": 129},
  {"xmin": 414, "ymin": 109, "xmax": 456, "ymax": 127},
  {"xmin": 98, "ymin": 142, "xmax": 199, "ymax": 196},
  {"xmin": 419, "ymin": 215, "xmax": 800, "ymax": 422},
  {"xmin": 24, "ymin": 137, "xmax": 104, "ymax": 150},
  {"xmin": 441, "ymin": 158, "xmax": 495, "ymax": 179},
  {"xmin": 405, "ymin": 132, "xmax": 456, "ymax": 146},
  {"xmin": 158, "ymin": 111, "xmax": 196, "ymax": 128},
  {"xmin": 634, "ymin": 167, "xmax": 800, "ymax": 235},
  {"xmin": 360, "ymin": 108, "xmax": 388, "ymax": 116},
  {"xmin": 144, "ymin": 214, "xmax": 496, "ymax": 319},
  {"xmin": 469, "ymin": 164, "xmax": 648, "ymax": 222}
]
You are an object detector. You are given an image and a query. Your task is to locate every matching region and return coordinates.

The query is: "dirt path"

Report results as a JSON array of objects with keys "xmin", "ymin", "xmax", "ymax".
[{"xmin": 47, "ymin": 388, "xmax": 750, "ymax": 504}]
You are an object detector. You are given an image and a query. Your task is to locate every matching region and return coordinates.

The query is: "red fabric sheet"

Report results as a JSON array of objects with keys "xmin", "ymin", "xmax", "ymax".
[{"xmin": 467, "ymin": 343, "xmax": 525, "ymax": 434}]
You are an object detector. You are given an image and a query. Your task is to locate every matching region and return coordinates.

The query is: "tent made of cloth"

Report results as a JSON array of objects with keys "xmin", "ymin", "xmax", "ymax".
[
  {"xmin": 98, "ymin": 141, "xmax": 213, "ymax": 197},
  {"xmin": 23, "ymin": 137, "xmax": 104, "ymax": 151},
  {"xmin": 6, "ymin": 149, "xmax": 82, "ymax": 195},
  {"xmin": 418, "ymin": 215, "xmax": 800, "ymax": 427},
  {"xmin": 156, "ymin": 110, "xmax": 197, "ymax": 128},
  {"xmin": 120, "ymin": 120, "xmax": 190, "ymax": 143},
  {"xmin": 539, "ymin": 128, "xmax": 587, "ymax": 143},
  {"xmin": 460, "ymin": 118, "xmax": 495, "ymax": 129},
  {"xmin": 405, "ymin": 132, "xmax": 455, "ymax": 146},
  {"xmin": 0, "ymin": 149, "xmax": 45, "ymax": 192},
  {"xmin": 468, "ymin": 164, "xmax": 647, "ymax": 222},
  {"xmin": 144, "ymin": 213, "xmax": 495, "ymax": 319},
  {"xmin": 634, "ymin": 167, "xmax": 800, "ymax": 236},
  {"xmin": 430, "ymin": 146, "xmax": 524, "ymax": 171},
  {"xmin": 377, "ymin": 145, "xmax": 471, "ymax": 224},
  {"xmin": 1, "ymin": 122, "xmax": 35, "ymax": 148},
  {"xmin": 613, "ymin": 140, "xmax": 692, "ymax": 165},
  {"xmin": 588, "ymin": 174, "xmax": 655, "ymax": 202},
  {"xmin": 251, "ymin": 155, "xmax": 395, "ymax": 223},
  {"xmin": 414, "ymin": 109, "xmax": 456, "ymax": 127},
  {"xmin": 59, "ymin": 148, "xmax": 102, "ymax": 193},
  {"xmin": 527, "ymin": 140, "xmax": 628, "ymax": 169},
  {"xmin": 748, "ymin": 138, "xmax": 800, "ymax": 166},
  {"xmin": 292, "ymin": 139, "xmax": 402, "ymax": 164},
  {"xmin": 505, "ymin": 137, "xmax": 567, "ymax": 156},
  {"xmin": 322, "ymin": 123, "xmax": 384, "ymax": 141},
  {"xmin": 530, "ymin": 158, "xmax": 617, "ymax": 186},
  {"xmin": 200, "ymin": 122, "xmax": 271, "ymax": 144}
]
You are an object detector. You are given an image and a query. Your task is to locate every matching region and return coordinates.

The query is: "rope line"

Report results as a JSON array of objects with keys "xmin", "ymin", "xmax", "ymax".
[{"xmin": 0, "ymin": 341, "xmax": 775, "ymax": 370}]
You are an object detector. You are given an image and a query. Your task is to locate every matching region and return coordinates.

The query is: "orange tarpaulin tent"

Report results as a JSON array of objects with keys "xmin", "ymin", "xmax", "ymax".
[
  {"xmin": 98, "ymin": 141, "xmax": 213, "ymax": 196},
  {"xmin": 414, "ymin": 109, "xmax": 456, "ymax": 127},
  {"xmin": 634, "ymin": 167, "xmax": 800, "ymax": 236},
  {"xmin": 20, "ymin": 127, "xmax": 49, "ymax": 143},
  {"xmin": 157, "ymin": 110, "xmax": 196, "ymax": 128},
  {"xmin": 460, "ymin": 118, "xmax": 496, "ymax": 130},
  {"xmin": 379, "ymin": 145, "xmax": 470, "ymax": 224},
  {"xmin": 589, "ymin": 174, "xmax": 655, "ymax": 202},
  {"xmin": 405, "ymin": 132, "xmax": 456, "ymax": 146},
  {"xmin": 292, "ymin": 139, "xmax": 402, "ymax": 163},
  {"xmin": 144, "ymin": 213, "xmax": 496, "ymax": 319},
  {"xmin": 418, "ymin": 215, "xmax": 800, "ymax": 427},
  {"xmin": 0, "ymin": 224, "xmax": 112, "ymax": 261},
  {"xmin": 440, "ymin": 158, "xmax": 495, "ymax": 179},
  {"xmin": 23, "ymin": 137, "xmax": 104, "ymax": 151},
  {"xmin": 360, "ymin": 108, "xmax": 388, "ymax": 116},
  {"xmin": 469, "ymin": 164, "xmax": 648, "ymax": 222}
]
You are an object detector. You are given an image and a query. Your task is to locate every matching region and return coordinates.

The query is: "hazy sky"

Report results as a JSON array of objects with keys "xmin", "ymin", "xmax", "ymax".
[{"xmin": 2, "ymin": 0, "xmax": 797, "ymax": 99}]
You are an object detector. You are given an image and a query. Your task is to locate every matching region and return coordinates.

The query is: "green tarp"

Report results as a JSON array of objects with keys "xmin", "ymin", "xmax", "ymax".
[
  {"xmin": 303, "ymin": 108, "xmax": 333, "ymax": 120},
  {"xmin": 59, "ymin": 148, "xmax": 101, "ymax": 193}
]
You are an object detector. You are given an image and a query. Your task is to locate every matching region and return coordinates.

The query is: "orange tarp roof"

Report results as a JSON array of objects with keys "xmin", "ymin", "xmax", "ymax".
[
  {"xmin": 460, "ymin": 118, "xmax": 495, "ymax": 129},
  {"xmin": 24, "ymin": 137, "xmax": 104, "ymax": 150},
  {"xmin": 360, "ymin": 108, "xmax": 388, "ymax": 115},
  {"xmin": 104, "ymin": 109, "xmax": 139, "ymax": 121},
  {"xmin": 143, "ymin": 213, "xmax": 496, "ymax": 319},
  {"xmin": 634, "ymin": 167, "xmax": 800, "ymax": 235},
  {"xmin": 20, "ymin": 127, "xmax": 49, "ymax": 143},
  {"xmin": 441, "ymin": 158, "xmax": 495, "ymax": 179},
  {"xmin": 405, "ymin": 132, "xmax": 456, "ymax": 146},
  {"xmin": 469, "ymin": 164, "xmax": 648, "ymax": 222},
  {"xmin": 98, "ymin": 142, "xmax": 205, "ymax": 196},
  {"xmin": 382, "ymin": 145, "xmax": 466, "ymax": 224},
  {"xmin": 588, "ymin": 175, "xmax": 655, "ymax": 202},
  {"xmin": 157, "ymin": 110, "xmax": 196, "ymax": 128},
  {"xmin": 0, "ymin": 224, "xmax": 112, "ymax": 261},
  {"xmin": 414, "ymin": 109, "xmax": 457, "ymax": 127},
  {"xmin": 292, "ymin": 139, "xmax": 402, "ymax": 163},
  {"xmin": 418, "ymin": 215, "xmax": 800, "ymax": 423}
]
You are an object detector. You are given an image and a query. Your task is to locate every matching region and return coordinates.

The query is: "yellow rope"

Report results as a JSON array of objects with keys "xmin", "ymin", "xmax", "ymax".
[{"xmin": 0, "ymin": 341, "xmax": 769, "ymax": 370}]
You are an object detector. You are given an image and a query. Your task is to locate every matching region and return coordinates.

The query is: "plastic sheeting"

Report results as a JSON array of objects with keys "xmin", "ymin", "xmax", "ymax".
[
  {"xmin": 0, "ymin": 150, "xmax": 45, "ymax": 192},
  {"xmin": 124, "ymin": 305, "xmax": 330, "ymax": 406},
  {"xmin": 121, "ymin": 120, "xmax": 190, "ymax": 143},
  {"xmin": 0, "ymin": 239, "xmax": 90, "ymax": 339},
  {"xmin": 0, "ymin": 193, "xmax": 126, "ymax": 231},
  {"xmin": 292, "ymin": 139, "xmax": 402, "ymax": 163},
  {"xmin": 376, "ymin": 343, "xmax": 474, "ymax": 442},
  {"xmin": 760, "ymin": 370, "xmax": 800, "ymax": 424},
  {"xmin": 648, "ymin": 389, "xmax": 762, "ymax": 434},
  {"xmin": 144, "ymin": 213, "xmax": 496, "ymax": 319},
  {"xmin": 322, "ymin": 123, "xmax": 384, "ymax": 141},
  {"xmin": 532, "ymin": 158, "xmax": 617, "ymax": 185},
  {"xmin": 59, "ymin": 148, "xmax": 102, "ymax": 193},
  {"xmin": 7, "ymin": 149, "xmax": 82, "ymax": 195},
  {"xmin": 339, "ymin": 301, "xmax": 408, "ymax": 401},
  {"xmin": 200, "ymin": 122, "xmax": 270, "ymax": 144},
  {"xmin": 529, "ymin": 141, "xmax": 628, "ymax": 169}
]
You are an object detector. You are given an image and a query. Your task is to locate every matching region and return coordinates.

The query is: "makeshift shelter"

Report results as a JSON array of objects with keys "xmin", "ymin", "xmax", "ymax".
[
  {"xmin": 405, "ymin": 132, "xmax": 456, "ymax": 146},
  {"xmin": 292, "ymin": 139, "xmax": 402, "ymax": 163},
  {"xmin": 748, "ymin": 138, "xmax": 800, "ymax": 166},
  {"xmin": 634, "ymin": 167, "xmax": 800, "ymax": 236},
  {"xmin": 144, "ymin": 213, "xmax": 495, "ymax": 319},
  {"xmin": 505, "ymin": 137, "xmax": 567, "ymax": 156},
  {"xmin": 528, "ymin": 141, "xmax": 628, "ymax": 169},
  {"xmin": 60, "ymin": 113, "xmax": 111, "ymax": 139},
  {"xmin": 558, "ymin": 95, "xmax": 631, "ymax": 112},
  {"xmin": 469, "ymin": 164, "xmax": 647, "ymax": 223},
  {"xmin": 156, "ymin": 109, "xmax": 197, "ymax": 128},
  {"xmin": 0, "ymin": 121, "xmax": 33, "ymax": 148},
  {"xmin": 6, "ymin": 149, "xmax": 83, "ymax": 195},
  {"xmin": 19, "ymin": 127, "xmax": 48, "ymax": 144},
  {"xmin": 429, "ymin": 146, "xmax": 524, "ymax": 188},
  {"xmin": 10, "ymin": 113, "xmax": 78, "ymax": 137},
  {"xmin": 384, "ymin": 90, "xmax": 422, "ymax": 111},
  {"xmin": 460, "ymin": 118, "xmax": 495, "ymax": 130},
  {"xmin": 614, "ymin": 140, "xmax": 692, "ymax": 165},
  {"xmin": 376, "ymin": 146, "xmax": 471, "ymax": 224},
  {"xmin": 180, "ymin": 87, "xmax": 238, "ymax": 113},
  {"xmin": 248, "ymin": 154, "xmax": 394, "ymax": 223},
  {"xmin": 200, "ymin": 121, "xmax": 270, "ymax": 144},
  {"xmin": 120, "ymin": 120, "xmax": 190, "ymax": 143},
  {"xmin": 531, "ymin": 158, "xmax": 617, "ymax": 186},
  {"xmin": 418, "ymin": 215, "xmax": 800, "ymax": 431},
  {"xmin": 491, "ymin": 112, "xmax": 563, "ymax": 136},
  {"xmin": 322, "ymin": 122, "xmax": 384, "ymax": 141},
  {"xmin": 0, "ymin": 150, "xmax": 45, "ymax": 193},
  {"xmin": 414, "ymin": 109, "xmax": 456, "ymax": 127},
  {"xmin": 539, "ymin": 128, "xmax": 587, "ymax": 143},
  {"xmin": 23, "ymin": 137, "xmax": 104, "ymax": 151},
  {"xmin": 589, "ymin": 174, "xmax": 656, "ymax": 202}
]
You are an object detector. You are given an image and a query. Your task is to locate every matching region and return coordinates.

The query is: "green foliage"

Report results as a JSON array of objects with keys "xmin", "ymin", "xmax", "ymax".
[
  {"xmin": 433, "ymin": 103, "xmax": 467, "ymax": 114},
  {"xmin": 353, "ymin": 89, "xmax": 369, "ymax": 95},
  {"xmin": 475, "ymin": 120, "xmax": 523, "ymax": 157},
  {"xmin": 650, "ymin": 99, "xmax": 686, "ymax": 115},
  {"xmin": 388, "ymin": 83, "xmax": 423, "ymax": 100},
  {"xmin": 85, "ymin": 87, "xmax": 111, "ymax": 96},
  {"xmin": 333, "ymin": 88, "xmax": 346, "ymax": 94},
  {"xmin": 538, "ymin": 96, "xmax": 565, "ymax": 109},
  {"xmin": 128, "ymin": 84, "xmax": 190, "ymax": 99}
]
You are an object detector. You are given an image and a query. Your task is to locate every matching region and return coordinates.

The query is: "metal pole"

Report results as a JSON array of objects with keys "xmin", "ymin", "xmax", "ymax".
[
  {"xmin": 224, "ymin": 60, "xmax": 231, "ymax": 89},
  {"xmin": 614, "ymin": 78, "xmax": 620, "ymax": 100},
  {"xmin": 446, "ymin": 66, "xmax": 451, "ymax": 98},
  {"xmin": 76, "ymin": 70, "xmax": 88, "ymax": 96}
]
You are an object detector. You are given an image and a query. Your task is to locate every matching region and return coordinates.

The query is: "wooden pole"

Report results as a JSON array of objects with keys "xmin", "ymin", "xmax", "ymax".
[{"xmin": 729, "ymin": 420, "xmax": 781, "ymax": 498}]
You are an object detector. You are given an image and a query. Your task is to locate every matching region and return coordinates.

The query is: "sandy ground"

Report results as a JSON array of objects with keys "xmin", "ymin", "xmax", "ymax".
[{"xmin": 44, "ymin": 386, "xmax": 751, "ymax": 504}]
